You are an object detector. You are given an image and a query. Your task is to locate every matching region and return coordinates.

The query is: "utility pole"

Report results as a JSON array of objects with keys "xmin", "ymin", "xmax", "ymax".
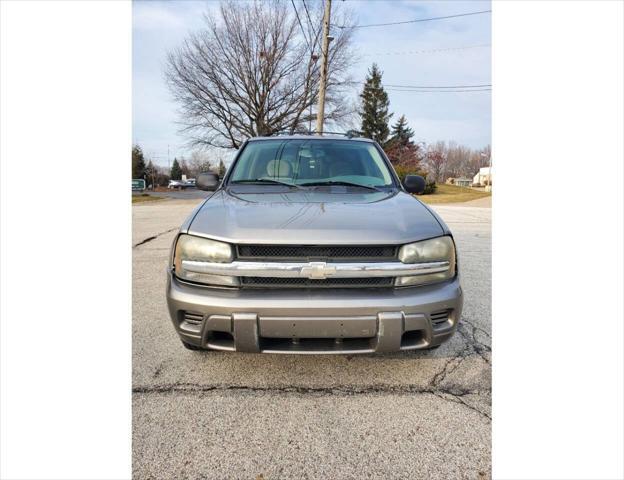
[{"xmin": 315, "ymin": 0, "xmax": 332, "ymax": 135}]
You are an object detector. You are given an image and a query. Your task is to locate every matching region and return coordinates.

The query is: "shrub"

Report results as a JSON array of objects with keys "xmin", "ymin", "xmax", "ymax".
[
  {"xmin": 422, "ymin": 181, "xmax": 437, "ymax": 195},
  {"xmin": 392, "ymin": 165, "xmax": 437, "ymax": 195}
]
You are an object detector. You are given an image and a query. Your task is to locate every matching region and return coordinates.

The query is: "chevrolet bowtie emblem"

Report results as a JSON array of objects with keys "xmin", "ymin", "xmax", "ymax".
[{"xmin": 300, "ymin": 261, "xmax": 336, "ymax": 280}]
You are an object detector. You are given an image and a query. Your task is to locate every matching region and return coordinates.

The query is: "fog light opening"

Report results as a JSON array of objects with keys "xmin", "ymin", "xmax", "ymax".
[
  {"xmin": 401, "ymin": 330, "xmax": 426, "ymax": 348},
  {"xmin": 205, "ymin": 330, "xmax": 234, "ymax": 349}
]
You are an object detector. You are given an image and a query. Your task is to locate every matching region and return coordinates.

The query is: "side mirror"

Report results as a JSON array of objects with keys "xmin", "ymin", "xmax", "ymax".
[
  {"xmin": 403, "ymin": 175, "xmax": 426, "ymax": 194},
  {"xmin": 196, "ymin": 172, "xmax": 220, "ymax": 191}
]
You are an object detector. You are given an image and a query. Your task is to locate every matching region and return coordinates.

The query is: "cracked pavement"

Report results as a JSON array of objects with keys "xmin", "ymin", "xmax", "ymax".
[{"xmin": 132, "ymin": 199, "xmax": 491, "ymax": 479}]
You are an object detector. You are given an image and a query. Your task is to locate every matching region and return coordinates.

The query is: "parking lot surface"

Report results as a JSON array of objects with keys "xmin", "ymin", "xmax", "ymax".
[{"xmin": 132, "ymin": 198, "xmax": 491, "ymax": 479}]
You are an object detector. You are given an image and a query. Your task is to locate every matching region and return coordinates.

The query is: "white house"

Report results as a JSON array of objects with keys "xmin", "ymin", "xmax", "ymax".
[{"xmin": 473, "ymin": 167, "xmax": 492, "ymax": 187}]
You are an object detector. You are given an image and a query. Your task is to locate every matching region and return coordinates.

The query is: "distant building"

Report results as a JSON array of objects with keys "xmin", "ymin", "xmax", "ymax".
[
  {"xmin": 455, "ymin": 177, "xmax": 472, "ymax": 187},
  {"xmin": 472, "ymin": 167, "xmax": 492, "ymax": 187}
]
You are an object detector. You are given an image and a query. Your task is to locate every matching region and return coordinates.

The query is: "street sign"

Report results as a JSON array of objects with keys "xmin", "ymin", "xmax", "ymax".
[{"xmin": 132, "ymin": 179, "xmax": 146, "ymax": 191}]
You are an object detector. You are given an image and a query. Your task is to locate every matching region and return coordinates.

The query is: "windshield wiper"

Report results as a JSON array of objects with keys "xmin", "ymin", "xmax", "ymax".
[
  {"xmin": 299, "ymin": 180, "xmax": 381, "ymax": 191},
  {"xmin": 230, "ymin": 178, "xmax": 300, "ymax": 188}
]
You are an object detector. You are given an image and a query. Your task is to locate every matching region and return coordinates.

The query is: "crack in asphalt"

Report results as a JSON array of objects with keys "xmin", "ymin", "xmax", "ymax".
[
  {"xmin": 457, "ymin": 317, "xmax": 491, "ymax": 366},
  {"xmin": 132, "ymin": 383, "xmax": 485, "ymax": 396},
  {"xmin": 432, "ymin": 391, "xmax": 491, "ymax": 420},
  {"xmin": 133, "ymin": 228, "xmax": 177, "ymax": 248},
  {"xmin": 428, "ymin": 344, "xmax": 473, "ymax": 387},
  {"xmin": 423, "ymin": 318, "xmax": 491, "ymax": 419},
  {"xmin": 462, "ymin": 317, "xmax": 491, "ymax": 341},
  {"xmin": 132, "ymin": 382, "xmax": 489, "ymax": 418},
  {"xmin": 137, "ymin": 320, "xmax": 492, "ymax": 420},
  {"xmin": 132, "ymin": 383, "xmax": 491, "ymax": 420}
]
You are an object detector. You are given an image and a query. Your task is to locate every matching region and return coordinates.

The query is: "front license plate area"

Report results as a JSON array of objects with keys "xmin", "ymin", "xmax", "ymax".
[{"xmin": 258, "ymin": 316, "xmax": 377, "ymax": 339}]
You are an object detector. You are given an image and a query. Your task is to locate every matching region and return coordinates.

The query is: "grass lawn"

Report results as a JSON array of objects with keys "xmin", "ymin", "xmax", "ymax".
[
  {"xmin": 416, "ymin": 183, "xmax": 491, "ymax": 204},
  {"xmin": 132, "ymin": 193, "xmax": 164, "ymax": 204}
]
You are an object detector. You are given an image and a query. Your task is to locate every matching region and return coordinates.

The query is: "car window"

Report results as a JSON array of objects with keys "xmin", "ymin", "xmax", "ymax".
[{"xmin": 229, "ymin": 139, "xmax": 395, "ymax": 187}]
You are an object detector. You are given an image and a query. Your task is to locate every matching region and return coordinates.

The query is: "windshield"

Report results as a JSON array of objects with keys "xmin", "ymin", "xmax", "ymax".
[{"xmin": 228, "ymin": 139, "xmax": 396, "ymax": 189}]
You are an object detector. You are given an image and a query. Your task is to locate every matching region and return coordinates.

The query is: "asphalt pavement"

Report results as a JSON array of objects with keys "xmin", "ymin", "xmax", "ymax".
[
  {"xmin": 132, "ymin": 198, "xmax": 491, "ymax": 479},
  {"xmin": 144, "ymin": 188, "xmax": 212, "ymax": 200}
]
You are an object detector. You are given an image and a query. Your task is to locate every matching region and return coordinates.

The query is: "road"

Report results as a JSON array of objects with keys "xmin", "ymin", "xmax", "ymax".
[
  {"xmin": 132, "ymin": 198, "xmax": 491, "ymax": 479},
  {"xmin": 143, "ymin": 188, "xmax": 212, "ymax": 200}
]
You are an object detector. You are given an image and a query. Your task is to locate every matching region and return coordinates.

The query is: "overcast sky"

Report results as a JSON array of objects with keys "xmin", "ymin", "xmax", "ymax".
[{"xmin": 133, "ymin": 0, "xmax": 491, "ymax": 167}]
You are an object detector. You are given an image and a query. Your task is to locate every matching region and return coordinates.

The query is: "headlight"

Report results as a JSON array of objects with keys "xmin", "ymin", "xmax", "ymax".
[
  {"xmin": 173, "ymin": 234, "xmax": 238, "ymax": 286},
  {"xmin": 396, "ymin": 236, "xmax": 456, "ymax": 287}
]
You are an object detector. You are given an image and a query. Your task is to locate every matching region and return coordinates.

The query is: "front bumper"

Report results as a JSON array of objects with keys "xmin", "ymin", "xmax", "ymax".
[{"xmin": 166, "ymin": 271, "xmax": 463, "ymax": 354}]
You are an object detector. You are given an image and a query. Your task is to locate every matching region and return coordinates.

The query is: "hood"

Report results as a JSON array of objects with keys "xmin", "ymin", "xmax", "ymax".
[{"xmin": 186, "ymin": 188, "xmax": 444, "ymax": 245}]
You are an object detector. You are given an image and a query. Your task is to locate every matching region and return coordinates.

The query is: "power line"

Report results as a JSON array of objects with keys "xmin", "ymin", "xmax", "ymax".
[
  {"xmin": 334, "ymin": 9, "xmax": 491, "ymax": 29},
  {"xmin": 291, "ymin": 0, "xmax": 312, "ymax": 50},
  {"xmin": 362, "ymin": 43, "xmax": 491, "ymax": 56},
  {"xmin": 385, "ymin": 88, "xmax": 491, "ymax": 93},
  {"xmin": 386, "ymin": 83, "xmax": 491, "ymax": 89},
  {"xmin": 359, "ymin": 82, "xmax": 491, "ymax": 89}
]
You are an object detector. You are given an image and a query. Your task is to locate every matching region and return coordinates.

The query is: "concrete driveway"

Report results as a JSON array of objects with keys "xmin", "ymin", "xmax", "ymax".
[{"xmin": 132, "ymin": 198, "xmax": 491, "ymax": 479}]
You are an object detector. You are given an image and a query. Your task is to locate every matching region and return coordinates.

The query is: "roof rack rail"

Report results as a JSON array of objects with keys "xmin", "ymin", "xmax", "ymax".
[{"xmin": 263, "ymin": 130, "xmax": 363, "ymax": 139}]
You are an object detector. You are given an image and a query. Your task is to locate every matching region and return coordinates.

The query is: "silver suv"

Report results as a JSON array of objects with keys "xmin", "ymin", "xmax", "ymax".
[{"xmin": 166, "ymin": 135, "xmax": 463, "ymax": 354}]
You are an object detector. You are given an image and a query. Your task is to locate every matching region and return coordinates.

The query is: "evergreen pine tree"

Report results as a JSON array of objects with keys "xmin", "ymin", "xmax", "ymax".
[
  {"xmin": 385, "ymin": 115, "xmax": 421, "ymax": 169},
  {"xmin": 218, "ymin": 160, "xmax": 226, "ymax": 178},
  {"xmin": 389, "ymin": 115, "xmax": 415, "ymax": 147},
  {"xmin": 170, "ymin": 158, "xmax": 182, "ymax": 180},
  {"xmin": 359, "ymin": 64, "xmax": 392, "ymax": 144},
  {"xmin": 132, "ymin": 144, "xmax": 146, "ymax": 179}
]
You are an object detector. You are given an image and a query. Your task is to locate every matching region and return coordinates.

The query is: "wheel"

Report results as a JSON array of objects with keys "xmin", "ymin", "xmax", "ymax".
[{"xmin": 181, "ymin": 339, "xmax": 203, "ymax": 351}]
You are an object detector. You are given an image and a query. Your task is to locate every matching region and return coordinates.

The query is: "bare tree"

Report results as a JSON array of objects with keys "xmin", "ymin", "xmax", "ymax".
[
  {"xmin": 144, "ymin": 159, "xmax": 157, "ymax": 189},
  {"xmin": 188, "ymin": 151, "xmax": 212, "ymax": 176},
  {"xmin": 468, "ymin": 145, "xmax": 491, "ymax": 176},
  {"xmin": 179, "ymin": 156, "xmax": 191, "ymax": 177},
  {"xmin": 421, "ymin": 141, "xmax": 491, "ymax": 181},
  {"xmin": 166, "ymin": 1, "xmax": 356, "ymax": 149},
  {"xmin": 442, "ymin": 142, "xmax": 475, "ymax": 179},
  {"xmin": 424, "ymin": 144, "xmax": 447, "ymax": 182},
  {"xmin": 189, "ymin": 148, "xmax": 234, "ymax": 176},
  {"xmin": 144, "ymin": 160, "xmax": 171, "ymax": 187}
]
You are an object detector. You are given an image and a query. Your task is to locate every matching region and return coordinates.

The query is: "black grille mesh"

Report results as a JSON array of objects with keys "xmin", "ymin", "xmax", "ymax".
[
  {"xmin": 237, "ymin": 245, "xmax": 396, "ymax": 260},
  {"xmin": 240, "ymin": 276, "xmax": 394, "ymax": 289}
]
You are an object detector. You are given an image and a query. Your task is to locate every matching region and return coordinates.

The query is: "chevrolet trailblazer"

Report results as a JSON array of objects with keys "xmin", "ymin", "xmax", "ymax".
[{"xmin": 166, "ymin": 135, "xmax": 462, "ymax": 354}]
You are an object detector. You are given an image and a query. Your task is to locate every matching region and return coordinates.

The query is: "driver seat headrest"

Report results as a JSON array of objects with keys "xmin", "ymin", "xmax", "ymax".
[{"xmin": 266, "ymin": 159, "xmax": 292, "ymax": 177}]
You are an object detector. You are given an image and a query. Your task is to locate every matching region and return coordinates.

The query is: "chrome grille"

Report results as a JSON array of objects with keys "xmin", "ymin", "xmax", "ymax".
[
  {"xmin": 236, "ymin": 244, "xmax": 397, "ymax": 261},
  {"xmin": 240, "ymin": 276, "xmax": 394, "ymax": 289}
]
